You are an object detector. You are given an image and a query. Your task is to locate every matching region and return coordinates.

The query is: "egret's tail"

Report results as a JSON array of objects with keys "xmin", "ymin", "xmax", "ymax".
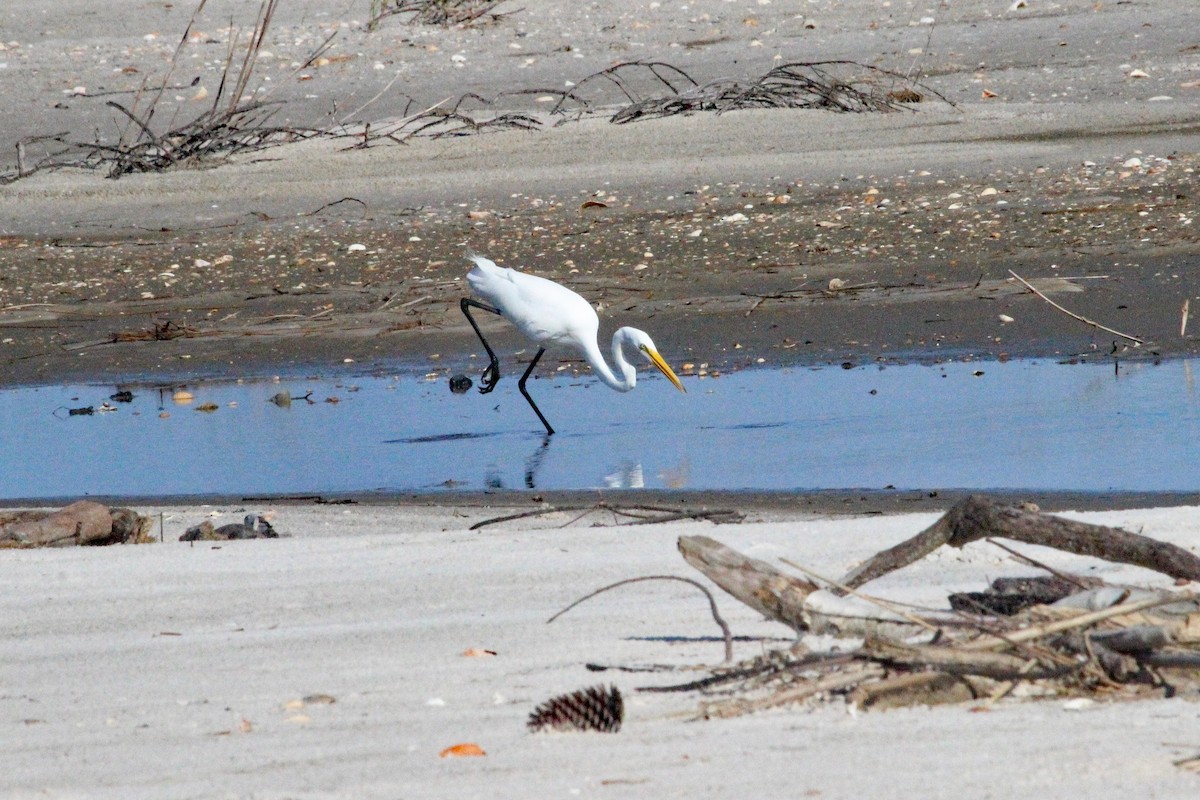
[
  {"xmin": 465, "ymin": 250, "xmax": 500, "ymax": 271},
  {"xmin": 464, "ymin": 251, "xmax": 504, "ymax": 297}
]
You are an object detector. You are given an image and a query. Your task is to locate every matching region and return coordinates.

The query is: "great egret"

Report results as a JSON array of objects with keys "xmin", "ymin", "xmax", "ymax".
[{"xmin": 460, "ymin": 253, "xmax": 686, "ymax": 434}]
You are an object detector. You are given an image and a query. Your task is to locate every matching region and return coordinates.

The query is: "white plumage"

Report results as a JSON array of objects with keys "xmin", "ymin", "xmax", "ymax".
[{"xmin": 461, "ymin": 253, "xmax": 685, "ymax": 433}]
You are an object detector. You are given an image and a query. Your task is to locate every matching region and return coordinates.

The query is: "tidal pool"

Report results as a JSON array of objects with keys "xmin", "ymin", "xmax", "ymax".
[{"xmin": 0, "ymin": 358, "xmax": 1196, "ymax": 500}]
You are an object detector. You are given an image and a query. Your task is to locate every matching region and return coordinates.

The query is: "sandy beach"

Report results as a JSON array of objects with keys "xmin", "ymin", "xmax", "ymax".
[
  {"xmin": 4, "ymin": 502, "xmax": 1200, "ymax": 798},
  {"xmin": 3, "ymin": 1, "xmax": 1200, "ymax": 796}
]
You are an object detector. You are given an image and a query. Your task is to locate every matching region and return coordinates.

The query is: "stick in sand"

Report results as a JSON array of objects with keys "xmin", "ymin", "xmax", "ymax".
[
  {"xmin": 1008, "ymin": 269, "xmax": 1143, "ymax": 344},
  {"xmin": 548, "ymin": 575, "xmax": 734, "ymax": 663}
]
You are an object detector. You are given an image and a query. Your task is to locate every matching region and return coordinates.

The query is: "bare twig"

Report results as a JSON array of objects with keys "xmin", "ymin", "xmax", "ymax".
[
  {"xmin": 469, "ymin": 503, "xmax": 742, "ymax": 531},
  {"xmin": 548, "ymin": 575, "xmax": 734, "ymax": 663},
  {"xmin": 1008, "ymin": 269, "xmax": 1143, "ymax": 344},
  {"xmin": 379, "ymin": 293, "xmax": 432, "ymax": 313},
  {"xmin": 699, "ymin": 664, "xmax": 887, "ymax": 718},
  {"xmin": 339, "ymin": 70, "xmax": 409, "ymax": 123}
]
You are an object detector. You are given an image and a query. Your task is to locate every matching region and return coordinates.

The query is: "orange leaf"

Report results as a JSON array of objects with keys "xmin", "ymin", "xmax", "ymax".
[{"xmin": 440, "ymin": 742, "xmax": 486, "ymax": 758}]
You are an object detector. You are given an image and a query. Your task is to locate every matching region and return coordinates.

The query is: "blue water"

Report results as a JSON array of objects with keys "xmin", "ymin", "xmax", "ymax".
[{"xmin": 0, "ymin": 358, "xmax": 1197, "ymax": 499}]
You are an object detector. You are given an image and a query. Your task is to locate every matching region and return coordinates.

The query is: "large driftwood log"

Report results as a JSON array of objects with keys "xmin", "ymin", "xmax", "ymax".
[
  {"xmin": 0, "ymin": 501, "xmax": 149, "ymax": 547},
  {"xmin": 678, "ymin": 535, "xmax": 958, "ymax": 637},
  {"xmin": 678, "ymin": 535, "xmax": 817, "ymax": 633},
  {"xmin": 839, "ymin": 495, "xmax": 1200, "ymax": 590}
]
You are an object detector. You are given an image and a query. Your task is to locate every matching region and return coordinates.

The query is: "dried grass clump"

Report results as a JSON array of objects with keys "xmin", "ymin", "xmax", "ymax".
[{"xmin": 367, "ymin": 0, "xmax": 516, "ymax": 30}]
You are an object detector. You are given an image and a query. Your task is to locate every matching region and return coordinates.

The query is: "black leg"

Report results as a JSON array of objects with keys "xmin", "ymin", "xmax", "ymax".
[
  {"xmin": 460, "ymin": 298, "xmax": 501, "ymax": 394},
  {"xmin": 518, "ymin": 348, "xmax": 555, "ymax": 435}
]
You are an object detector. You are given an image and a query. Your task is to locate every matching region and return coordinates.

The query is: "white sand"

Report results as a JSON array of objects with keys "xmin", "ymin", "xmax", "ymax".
[{"xmin": 4, "ymin": 504, "xmax": 1199, "ymax": 798}]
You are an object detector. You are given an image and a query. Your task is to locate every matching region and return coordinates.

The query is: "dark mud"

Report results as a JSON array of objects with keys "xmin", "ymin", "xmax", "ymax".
[{"xmin": 2, "ymin": 149, "xmax": 1198, "ymax": 388}]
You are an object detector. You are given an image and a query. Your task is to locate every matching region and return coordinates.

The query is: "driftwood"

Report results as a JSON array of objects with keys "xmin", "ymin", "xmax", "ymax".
[
  {"xmin": 681, "ymin": 497, "xmax": 1200, "ymax": 639},
  {"xmin": 949, "ymin": 575, "xmax": 1103, "ymax": 616},
  {"xmin": 472, "ymin": 503, "xmax": 743, "ymax": 531},
  {"xmin": 664, "ymin": 494, "xmax": 1200, "ymax": 715},
  {"xmin": 679, "ymin": 535, "xmax": 971, "ymax": 638},
  {"xmin": 840, "ymin": 495, "xmax": 1200, "ymax": 590},
  {"xmin": 860, "ymin": 636, "xmax": 1083, "ymax": 681},
  {"xmin": 548, "ymin": 575, "xmax": 734, "ymax": 663},
  {"xmin": 677, "ymin": 535, "xmax": 816, "ymax": 633},
  {"xmin": 0, "ymin": 501, "xmax": 152, "ymax": 547}
]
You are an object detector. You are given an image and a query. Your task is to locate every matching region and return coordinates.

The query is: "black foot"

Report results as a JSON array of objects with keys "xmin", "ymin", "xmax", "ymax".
[{"xmin": 479, "ymin": 359, "xmax": 500, "ymax": 394}]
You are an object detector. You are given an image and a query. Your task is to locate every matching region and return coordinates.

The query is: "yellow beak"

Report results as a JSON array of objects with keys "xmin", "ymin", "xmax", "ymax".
[{"xmin": 646, "ymin": 348, "xmax": 687, "ymax": 393}]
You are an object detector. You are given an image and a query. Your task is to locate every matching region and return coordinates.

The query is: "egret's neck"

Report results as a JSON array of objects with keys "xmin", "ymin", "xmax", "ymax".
[{"xmin": 580, "ymin": 330, "xmax": 637, "ymax": 392}]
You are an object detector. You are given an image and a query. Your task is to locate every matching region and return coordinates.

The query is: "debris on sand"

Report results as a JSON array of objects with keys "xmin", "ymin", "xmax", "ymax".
[
  {"xmin": 670, "ymin": 495, "xmax": 1200, "ymax": 716},
  {"xmin": 528, "ymin": 684, "xmax": 624, "ymax": 733},
  {"xmin": 0, "ymin": 502, "xmax": 152, "ymax": 547},
  {"xmin": 180, "ymin": 513, "xmax": 281, "ymax": 542}
]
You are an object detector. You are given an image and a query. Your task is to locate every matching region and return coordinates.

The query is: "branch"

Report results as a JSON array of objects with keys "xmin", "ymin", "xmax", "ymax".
[
  {"xmin": 1009, "ymin": 269, "xmax": 1143, "ymax": 344},
  {"xmin": 548, "ymin": 575, "xmax": 733, "ymax": 663},
  {"xmin": 839, "ymin": 495, "xmax": 1200, "ymax": 589}
]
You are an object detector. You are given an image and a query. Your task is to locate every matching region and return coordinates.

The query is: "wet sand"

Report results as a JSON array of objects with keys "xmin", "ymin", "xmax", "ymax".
[{"xmin": 1, "ymin": 1, "xmax": 1198, "ymax": 389}]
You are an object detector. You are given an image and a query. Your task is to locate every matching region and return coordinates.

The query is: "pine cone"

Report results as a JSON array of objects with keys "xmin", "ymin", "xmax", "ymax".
[{"xmin": 527, "ymin": 684, "xmax": 624, "ymax": 733}]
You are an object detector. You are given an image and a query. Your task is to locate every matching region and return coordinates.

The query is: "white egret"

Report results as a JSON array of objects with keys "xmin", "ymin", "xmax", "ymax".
[{"xmin": 460, "ymin": 253, "xmax": 686, "ymax": 434}]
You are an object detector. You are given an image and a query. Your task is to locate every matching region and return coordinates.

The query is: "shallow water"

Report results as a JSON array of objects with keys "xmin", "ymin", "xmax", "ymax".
[{"xmin": 0, "ymin": 358, "xmax": 1197, "ymax": 500}]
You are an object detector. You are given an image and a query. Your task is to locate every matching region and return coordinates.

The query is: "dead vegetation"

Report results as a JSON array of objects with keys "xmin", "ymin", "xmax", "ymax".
[
  {"xmin": 367, "ymin": 0, "xmax": 518, "ymax": 31},
  {"xmin": 4, "ymin": 0, "xmax": 328, "ymax": 183},
  {"xmin": 576, "ymin": 60, "xmax": 940, "ymax": 122},
  {"xmin": 558, "ymin": 496, "xmax": 1200, "ymax": 716},
  {"xmin": 5, "ymin": 30, "xmax": 939, "ymax": 179},
  {"xmin": 340, "ymin": 59, "xmax": 940, "ymax": 150},
  {"xmin": 110, "ymin": 320, "xmax": 199, "ymax": 343},
  {"xmin": 339, "ymin": 95, "xmax": 543, "ymax": 149},
  {"xmin": 494, "ymin": 59, "xmax": 939, "ymax": 123}
]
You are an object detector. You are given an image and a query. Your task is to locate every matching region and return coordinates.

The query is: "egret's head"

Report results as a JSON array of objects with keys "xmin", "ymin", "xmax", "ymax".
[{"xmin": 628, "ymin": 330, "xmax": 686, "ymax": 393}]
